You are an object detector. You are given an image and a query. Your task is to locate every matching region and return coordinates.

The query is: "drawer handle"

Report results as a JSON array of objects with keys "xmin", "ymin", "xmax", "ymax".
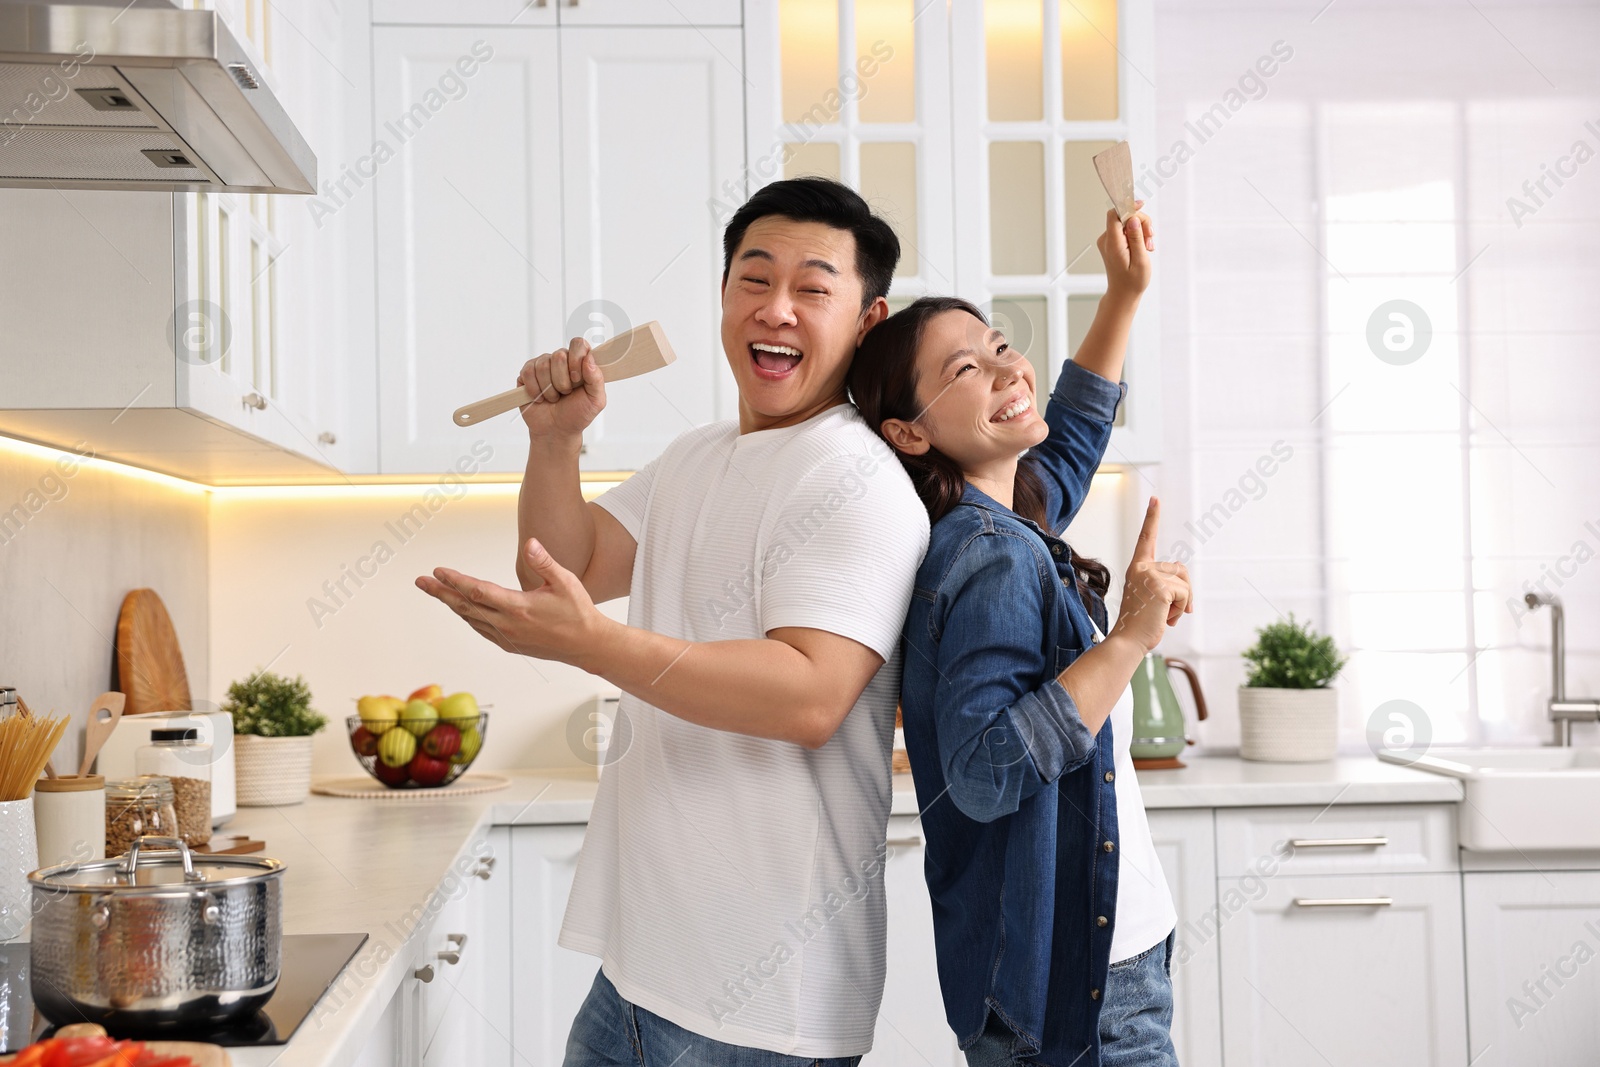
[
  {"xmin": 1293, "ymin": 897, "xmax": 1393, "ymax": 908},
  {"xmin": 1289, "ymin": 836, "xmax": 1390, "ymax": 849},
  {"xmin": 885, "ymin": 836, "xmax": 922, "ymax": 848}
]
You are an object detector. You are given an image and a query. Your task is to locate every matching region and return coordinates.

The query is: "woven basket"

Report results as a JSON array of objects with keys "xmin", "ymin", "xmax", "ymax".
[
  {"xmin": 235, "ymin": 734, "xmax": 315, "ymax": 806},
  {"xmin": 1238, "ymin": 686, "xmax": 1339, "ymax": 762}
]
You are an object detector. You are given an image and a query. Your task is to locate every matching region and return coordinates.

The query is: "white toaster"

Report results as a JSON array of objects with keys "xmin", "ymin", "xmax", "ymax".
[{"xmin": 94, "ymin": 710, "xmax": 236, "ymax": 827}]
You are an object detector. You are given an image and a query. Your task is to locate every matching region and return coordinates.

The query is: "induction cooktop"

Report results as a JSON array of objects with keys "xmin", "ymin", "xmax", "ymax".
[{"xmin": 0, "ymin": 932, "xmax": 368, "ymax": 1053}]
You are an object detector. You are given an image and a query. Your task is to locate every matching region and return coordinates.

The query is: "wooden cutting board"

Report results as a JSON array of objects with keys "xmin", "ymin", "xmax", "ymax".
[{"xmin": 116, "ymin": 588, "xmax": 193, "ymax": 715}]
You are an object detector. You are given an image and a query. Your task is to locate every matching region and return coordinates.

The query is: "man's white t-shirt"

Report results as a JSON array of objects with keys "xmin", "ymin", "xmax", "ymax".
[
  {"xmin": 1095, "ymin": 626, "xmax": 1180, "ymax": 962},
  {"xmin": 560, "ymin": 403, "xmax": 930, "ymax": 1058}
]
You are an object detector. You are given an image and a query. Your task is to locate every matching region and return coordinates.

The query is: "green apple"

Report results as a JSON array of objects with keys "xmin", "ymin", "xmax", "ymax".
[
  {"xmin": 436, "ymin": 691, "xmax": 478, "ymax": 724},
  {"xmin": 357, "ymin": 695, "xmax": 403, "ymax": 732},
  {"xmin": 451, "ymin": 724, "xmax": 482, "ymax": 765},
  {"xmin": 400, "ymin": 699, "xmax": 438, "ymax": 738},
  {"xmin": 377, "ymin": 726, "xmax": 417, "ymax": 768}
]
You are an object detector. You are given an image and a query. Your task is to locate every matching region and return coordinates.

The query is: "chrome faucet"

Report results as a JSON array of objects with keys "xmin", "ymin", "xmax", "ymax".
[{"xmin": 1524, "ymin": 593, "xmax": 1600, "ymax": 745}]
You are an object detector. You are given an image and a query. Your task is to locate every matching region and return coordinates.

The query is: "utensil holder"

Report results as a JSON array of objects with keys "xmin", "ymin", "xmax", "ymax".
[
  {"xmin": 33, "ymin": 775, "xmax": 105, "ymax": 870},
  {"xmin": 0, "ymin": 800, "xmax": 37, "ymax": 941}
]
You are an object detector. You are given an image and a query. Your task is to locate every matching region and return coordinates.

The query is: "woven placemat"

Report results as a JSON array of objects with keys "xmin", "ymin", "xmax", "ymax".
[{"xmin": 312, "ymin": 774, "xmax": 511, "ymax": 800}]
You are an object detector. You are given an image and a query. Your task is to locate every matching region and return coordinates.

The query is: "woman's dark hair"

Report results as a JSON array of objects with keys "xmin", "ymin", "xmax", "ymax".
[
  {"xmin": 848, "ymin": 296, "xmax": 1111, "ymax": 603},
  {"xmin": 722, "ymin": 177, "xmax": 900, "ymax": 310}
]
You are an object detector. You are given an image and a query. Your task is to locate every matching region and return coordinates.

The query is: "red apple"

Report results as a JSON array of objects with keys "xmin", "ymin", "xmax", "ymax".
[
  {"xmin": 351, "ymin": 726, "xmax": 380, "ymax": 758},
  {"xmin": 372, "ymin": 759, "xmax": 410, "ymax": 786},
  {"xmin": 422, "ymin": 722, "xmax": 461, "ymax": 759},
  {"xmin": 407, "ymin": 684, "xmax": 444, "ymax": 706},
  {"xmin": 409, "ymin": 752, "xmax": 452, "ymax": 787}
]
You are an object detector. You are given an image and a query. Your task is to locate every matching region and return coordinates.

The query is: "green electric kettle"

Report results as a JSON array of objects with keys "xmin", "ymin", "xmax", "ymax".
[{"xmin": 1129, "ymin": 654, "xmax": 1208, "ymax": 770}]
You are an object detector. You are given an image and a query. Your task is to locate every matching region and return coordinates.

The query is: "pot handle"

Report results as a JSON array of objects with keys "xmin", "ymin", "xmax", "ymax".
[
  {"xmin": 123, "ymin": 835, "xmax": 199, "ymax": 882},
  {"xmin": 1163, "ymin": 658, "xmax": 1209, "ymax": 746}
]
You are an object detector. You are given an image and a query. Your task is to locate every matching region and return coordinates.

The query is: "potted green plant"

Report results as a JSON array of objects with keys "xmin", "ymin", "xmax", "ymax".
[
  {"xmin": 1238, "ymin": 615, "xmax": 1348, "ymax": 762},
  {"xmin": 223, "ymin": 671, "xmax": 327, "ymax": 806}
]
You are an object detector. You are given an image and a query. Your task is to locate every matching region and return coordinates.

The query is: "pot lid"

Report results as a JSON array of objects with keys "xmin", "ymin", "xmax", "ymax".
[{"xmin": 30, "ymin": 837, "xmax": 284, "ymax": 891}]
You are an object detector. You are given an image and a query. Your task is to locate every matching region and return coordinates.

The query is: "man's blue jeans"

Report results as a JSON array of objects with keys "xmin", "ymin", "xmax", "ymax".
[{"xmin": 563, "ymin": 969, "xmax": 864, "ymax": 1067}]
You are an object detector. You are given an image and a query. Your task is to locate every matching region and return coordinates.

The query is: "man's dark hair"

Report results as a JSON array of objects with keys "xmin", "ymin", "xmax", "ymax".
[{"xmin": 721, "ymin": 177, "xmax": 901, "ymax": 311}]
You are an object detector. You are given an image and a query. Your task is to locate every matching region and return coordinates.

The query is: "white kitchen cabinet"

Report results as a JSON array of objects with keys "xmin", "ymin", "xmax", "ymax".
[
  {"xmin": 373, "ymin": 0, "xmax": 557, "ymax": 25},
  {"xmin": 558, "ymin": 0, "xmax": 742, "ymax": 26},
  {"xmin": 346, "ymin": 833, "xmax": 510, "ymax": 1067},
  {"xmin": 1217, "ymin": 872, "xmax": 1468, "ymax": 1066},
  {"xmin": 865, "ymin": 816, "xmax": 962, "ymax": 1066},
  {"xmin": 558, "ymin": 27, "xmax": 747, "ymax": 467},
  {"xmin": 0, "ymin": 0, "xmax": 373, "ymax": 482},
  {"xmin": 1146, "ymin": 808, "xmax": 1222, "ymax": 1067},
  {"xmin": 1462, "ymin": 869, "xmax": 1600, "ymax": 1067},
  {"xmin": 509, "ymin": 825, "xmax": 597, "ymax": 1065},
  {"xmin": 352, "ymin": 974, "xmax": 413, "ymax": 1067},
  {"xmin": 374, "ymin": 21, "xmax": 743, "ymax": 474},
  {"xmin": 372, "ymin": 26, "xmax": 564, "ymax": 475},
  {"xmin": 371, "ymin": 0, "xmax": 739, "ymax": 27},
  {"xmin": 424, "ymin": 829, "xmax": 513, "ymax": 1066}
]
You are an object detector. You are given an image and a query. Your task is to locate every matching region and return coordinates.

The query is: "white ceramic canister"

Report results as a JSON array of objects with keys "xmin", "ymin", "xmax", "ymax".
[
  {"xmin": 32, "ymin": 775, "xmax": 106, "ymax": 870},
  {"xmin": 0, "ymin": 799, "xmax": 37, "ymax": 940}
]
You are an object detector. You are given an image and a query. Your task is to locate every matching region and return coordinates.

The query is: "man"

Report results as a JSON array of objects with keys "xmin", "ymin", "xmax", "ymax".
[{"xmin": 417, "ymin": 178, "xmax": 930, "ymax": 1066}]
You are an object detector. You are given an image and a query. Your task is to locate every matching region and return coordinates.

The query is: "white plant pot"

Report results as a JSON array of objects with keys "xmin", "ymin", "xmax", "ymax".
[
  {"xmin": 234, "ymin": 735, "xmax": 315, "ymax": 807},
  {"xmin": 0, "ymin": 798, "xmax": 38, "ymax": 940},
  {"xmin": 1238, "ymin": 686, "xmax": 1339, "ymax": 762}
]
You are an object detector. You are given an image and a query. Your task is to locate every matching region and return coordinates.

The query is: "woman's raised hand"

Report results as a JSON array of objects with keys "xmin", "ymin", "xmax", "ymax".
[
  {"xmin": 1110, "ymin": 497, "xmax": 1193, "ymax": 653},
  {"xmin": 1097, "ymin": 202, "xmax": 1154, "ymax": 301}
]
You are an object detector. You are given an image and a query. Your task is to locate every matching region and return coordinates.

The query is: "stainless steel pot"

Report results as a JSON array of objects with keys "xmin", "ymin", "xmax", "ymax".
[{"xmin": 28, "ymin": 835, "xmax": 285, "ymax": 1031}]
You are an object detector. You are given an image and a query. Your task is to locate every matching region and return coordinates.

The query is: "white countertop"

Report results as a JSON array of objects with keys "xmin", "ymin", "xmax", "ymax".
[
  {"xmin": 184, "ymin": 755, "xmax": 1459, "ymax": 1064},
  {"xmin": 1138, "ymin": 754, "xmax": 1464, "ymax": 808}
]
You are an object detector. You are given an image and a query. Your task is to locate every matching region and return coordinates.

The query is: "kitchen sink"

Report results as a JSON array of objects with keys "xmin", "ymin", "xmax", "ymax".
[{"xmin": 1381, "ymin": 747, "xmax": 1600, "ymax": 852}]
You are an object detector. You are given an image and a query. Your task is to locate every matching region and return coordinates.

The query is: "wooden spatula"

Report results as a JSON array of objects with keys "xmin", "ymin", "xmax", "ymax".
[
  {"xmin": 453, "ymin": 321, "xmax": 677, "ymax": 427},
  {"xmin": 1092, "ymin": 141, "xmax": 1139, "ymax": 221},
  {"xmin": 79, "ymin": 691, "xmax": 125, "ymax": 777}
]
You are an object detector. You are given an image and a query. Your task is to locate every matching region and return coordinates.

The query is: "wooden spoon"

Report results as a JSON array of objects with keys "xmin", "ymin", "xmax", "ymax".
[{"xmin": 79, "ymin": 692, "xmax": 126, "ymax": 778}]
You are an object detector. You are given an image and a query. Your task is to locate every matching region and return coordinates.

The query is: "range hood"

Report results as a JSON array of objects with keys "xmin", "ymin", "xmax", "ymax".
[{"xmin": 0, "ymin": 0, "xmax": 315, "ymax": 193}]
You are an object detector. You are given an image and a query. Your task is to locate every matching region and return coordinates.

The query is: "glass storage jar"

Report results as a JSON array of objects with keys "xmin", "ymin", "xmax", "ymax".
[
  {"xmin": 134, "ymin": 728, "xmax": 211, "ymax": 846},
  {"xmin": 103, "ymin": 776, "xmax": 179, "ymax": 857}
]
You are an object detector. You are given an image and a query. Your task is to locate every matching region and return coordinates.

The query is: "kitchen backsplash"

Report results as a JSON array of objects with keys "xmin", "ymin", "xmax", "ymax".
[
  {"xmin": 0, "ymin": 438, "xmax": 209, "ymax": 772},
  {"xmin": 0, "ymin": 427, "xmax": 1129, "ymax": 777},
  {"xmin": 206, "ymin": 471, "xmax": 1131, "ymax": 775}
]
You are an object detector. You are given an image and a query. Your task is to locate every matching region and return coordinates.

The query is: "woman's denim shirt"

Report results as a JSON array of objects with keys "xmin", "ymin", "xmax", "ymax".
[{"xmin": 899, "ymin": 360, "xmax": 1126, "ymax": 1067}]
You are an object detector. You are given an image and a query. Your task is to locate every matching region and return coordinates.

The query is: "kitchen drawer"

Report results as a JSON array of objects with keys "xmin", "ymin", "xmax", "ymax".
[
  {"xmin": 1217, "ymin": 872, "xmax": 1467, "ymax": 1067},
  {"xmin": 1216, "ymin": 803, "xmax": 1457, "ymax": 877}
]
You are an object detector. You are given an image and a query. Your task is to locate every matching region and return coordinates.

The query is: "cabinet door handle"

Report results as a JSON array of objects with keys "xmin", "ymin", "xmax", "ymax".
[
  {"xmin": 436, "ymin": 950, "xmax": 461, "ymax": 966},
  {"xmin": 1293, "ymin": 897, "xmax": 1393, "ymax": 908},
  {"xmin": 242, "ymin": 391, "xmax": 267, "ymax": 410},
  {"xmin": 414, "ymin": 964, "xmax": 435, "ymax": 982},
  {"xmin": 446, "ymin": 932, "xmax": 468, "ymax": 951},
  {"xmin": 1289, "ymin": 836, "xmax": 1389, "ymax": 848},
  {"xmin": 885, "ymin": 836, "xmax": 922, "ymax": 848}
]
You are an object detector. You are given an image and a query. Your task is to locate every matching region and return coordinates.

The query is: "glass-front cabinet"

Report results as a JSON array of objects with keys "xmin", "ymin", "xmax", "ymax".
[{"xmin": 747, "ymin": 0, "xmax": 1160, "ymax": 464}]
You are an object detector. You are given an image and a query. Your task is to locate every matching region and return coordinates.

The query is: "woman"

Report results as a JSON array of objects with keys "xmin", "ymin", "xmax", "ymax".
[{"xmin": 848, "ymin": 205, "xmax": 1190, "ymax": 1066}]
